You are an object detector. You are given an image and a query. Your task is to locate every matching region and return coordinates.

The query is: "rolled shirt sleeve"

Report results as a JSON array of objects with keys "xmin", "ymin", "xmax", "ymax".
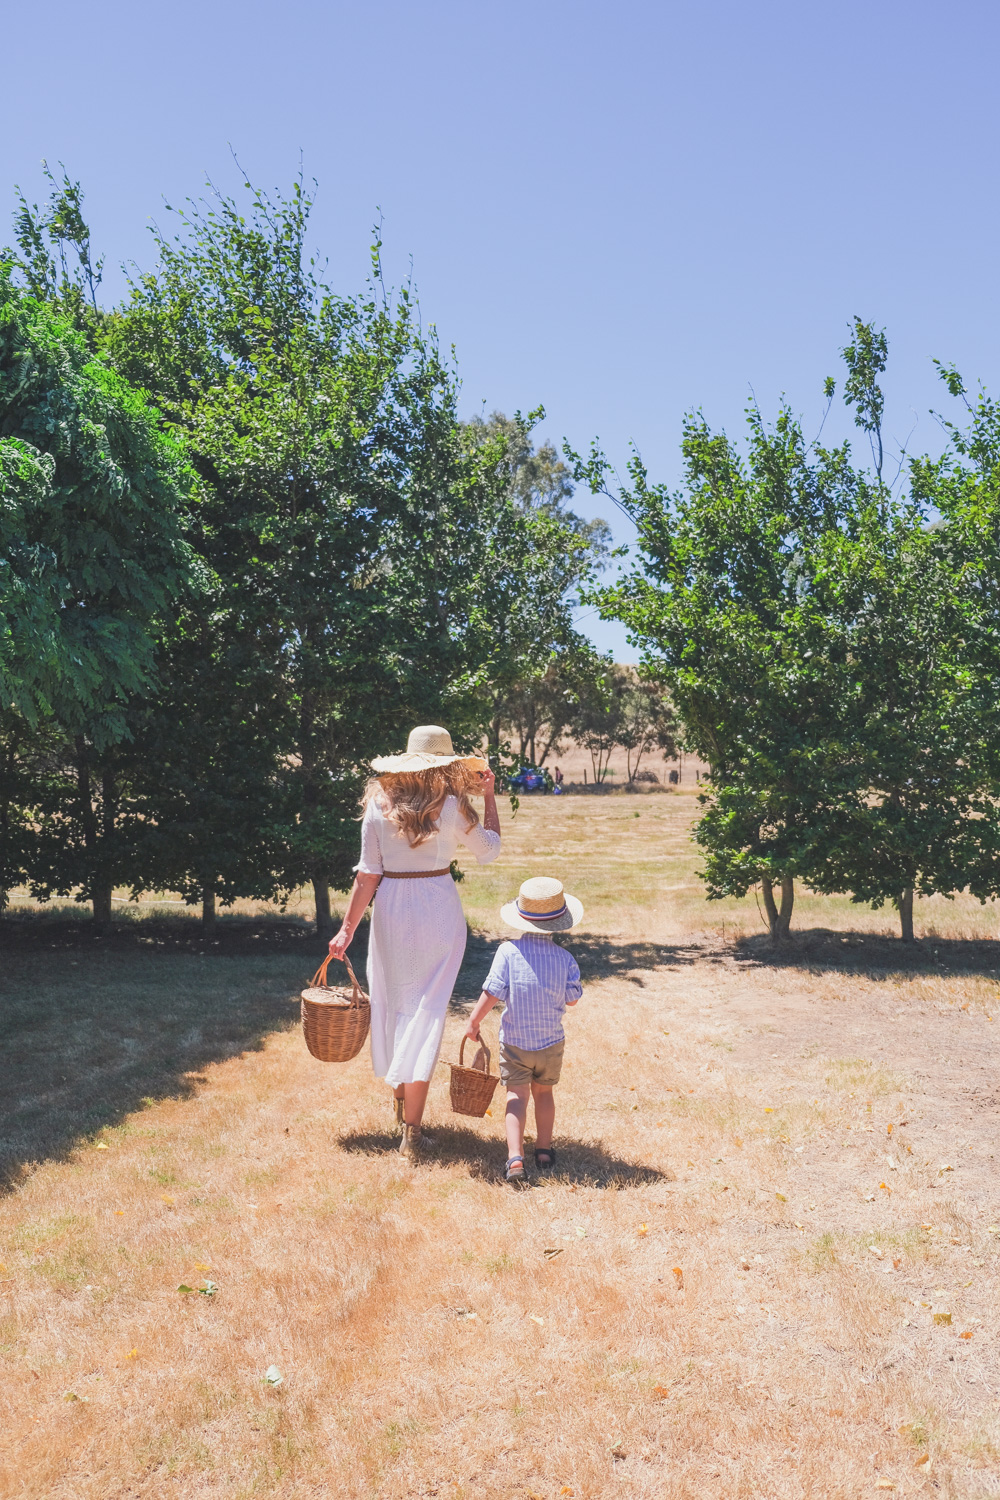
[
  {"xmin": 564, "ymin": 955, "xmax": 583, "ymax": 1004},
  {"xmin": 483, "ymin": 943, "xmax": 512, "ymax": 1000},
  {"xmin": 354, "ymin": 804, "xmax": 384, "ymax": 875}
]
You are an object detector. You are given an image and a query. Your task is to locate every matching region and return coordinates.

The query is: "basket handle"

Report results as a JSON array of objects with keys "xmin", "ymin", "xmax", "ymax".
[
  {"xmin": 309, "ymin": 952, "xmax": 367, "ymax": 1004},
  {"xmin": 459, "ymin": 1034, "xmax": 492, "ymax": 1075}
]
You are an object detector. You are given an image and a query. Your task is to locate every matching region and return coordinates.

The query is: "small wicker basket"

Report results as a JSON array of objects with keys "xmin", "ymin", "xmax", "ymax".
[
  {"xmin": 301, "ymin": 953, "xmax": 370, "ymax": 1063},
  {"xmin": 449, "ymin": 1035, "xmax": 501, "ymax": 1117}
]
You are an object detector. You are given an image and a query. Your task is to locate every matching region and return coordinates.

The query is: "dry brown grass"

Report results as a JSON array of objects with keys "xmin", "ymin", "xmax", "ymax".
[{"xmin": 3, "ymin": 792, "xmax": 1000, "ymax": 1497}]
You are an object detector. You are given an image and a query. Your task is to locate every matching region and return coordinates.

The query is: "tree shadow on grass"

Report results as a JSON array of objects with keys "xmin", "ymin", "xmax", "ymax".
[
  {"xmin": 450, "ymin": 930, "xmax": 704, "ymax": 1004},
  {"xmin": 734, "ymin": 927, "xmax": 1000, "ymax": 980},
  {"xmin": 338, "ymin": 1123, "xmax": 672, "ymax": 1188},
  {"xmin": 0, "ymin": 942, "xmax": 306, "ymax": 1195}
]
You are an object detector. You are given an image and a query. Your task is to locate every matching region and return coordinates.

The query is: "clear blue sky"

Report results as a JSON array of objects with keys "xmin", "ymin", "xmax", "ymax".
[{"xmin": 4, "ymin": 0, "xmax": 998, "ymax": 657}]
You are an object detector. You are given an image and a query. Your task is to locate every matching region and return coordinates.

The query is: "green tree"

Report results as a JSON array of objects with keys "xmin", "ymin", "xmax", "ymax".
[
  {"xmin": 107, "ymin": 180, "xmax": 547, "ymax": 931},
  {"xmin": 573, "ymin": 327, "xmax": 1000, "ymax": 942},
  {"xmin": 0, "ymin": 272, "xmax": 195, "ymax": 920},
  {"xmin": 615, "ymin": 668, "xmax": 678, "ymax": 782},
  {"xmin": 463, "ymin": 412, "xmax": 610, "ymax": 763}
]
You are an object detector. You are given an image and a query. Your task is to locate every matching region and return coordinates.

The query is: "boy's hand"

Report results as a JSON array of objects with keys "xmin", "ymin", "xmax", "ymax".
[{"xmin": 465, "ymin": 1019, "xmax": 481, "ymax": 1041}]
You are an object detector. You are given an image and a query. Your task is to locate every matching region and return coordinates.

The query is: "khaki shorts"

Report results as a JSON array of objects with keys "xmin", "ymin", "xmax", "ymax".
[{"xmin": 499, "ymin": 1039, "xmax": 565, "ymax": 1088}]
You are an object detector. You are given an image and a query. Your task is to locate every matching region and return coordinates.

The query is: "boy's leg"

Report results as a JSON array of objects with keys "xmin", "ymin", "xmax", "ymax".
[
  {"xmin": 530, "ymin": 1082, "xmax": 555, "ymax": 1149},
  {"xmin": 505, "ymin": 1083, "xmax": 531, "ymax": 1161}
]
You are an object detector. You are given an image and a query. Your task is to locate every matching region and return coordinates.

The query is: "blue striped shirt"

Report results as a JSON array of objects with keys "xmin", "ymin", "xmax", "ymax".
[{"xmin": 483, "ymin": 934, "xmax": 583, "ymax": 1051}]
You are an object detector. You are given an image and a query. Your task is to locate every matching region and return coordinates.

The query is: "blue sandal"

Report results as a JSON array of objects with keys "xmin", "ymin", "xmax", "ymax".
[{"xmin": 505, "ymin": 1155, "xmax": 528, "ymax": 1186}]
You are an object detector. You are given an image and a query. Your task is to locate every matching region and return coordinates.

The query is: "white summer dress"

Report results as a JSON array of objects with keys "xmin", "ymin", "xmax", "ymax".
[{"xmin": 357, "ymin": 795, "xmax": 501, "ymax": 1086}]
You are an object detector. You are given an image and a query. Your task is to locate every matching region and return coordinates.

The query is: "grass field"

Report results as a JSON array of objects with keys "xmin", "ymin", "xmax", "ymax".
[{"xmin": 3, "ymin": 790, "xmax": 1000, "ymax": 1498}]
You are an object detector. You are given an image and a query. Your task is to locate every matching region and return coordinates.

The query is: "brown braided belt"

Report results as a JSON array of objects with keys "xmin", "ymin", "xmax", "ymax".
[{"xmin": 380, "ymin": 868, "xmax": 451, "ymax": 879}]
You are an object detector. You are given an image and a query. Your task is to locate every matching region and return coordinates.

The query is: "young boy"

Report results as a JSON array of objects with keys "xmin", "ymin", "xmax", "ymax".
[{"xmin": 464, "ymin": 876, "xmax": 583, "ymax": 1185}]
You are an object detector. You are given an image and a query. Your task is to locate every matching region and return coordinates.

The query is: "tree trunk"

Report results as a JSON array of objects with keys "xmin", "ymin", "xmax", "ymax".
[
  {"xmin": 202, "ymin": 886, "xmax": 216, "ymax": 934},
  {"xmin": 761, "ymin": 875, "xmax": 794, "ymax": 944},
  {"xmin": 313, "ymin": 876, "xmax": 333, "ymax": 939},
  {"xmin": 91, "ymin": 878, "xmax": 113, "ymax": 929},
  {"xmin": 897, "ymin": 887, "xmax": 914, "ymax": 943}
]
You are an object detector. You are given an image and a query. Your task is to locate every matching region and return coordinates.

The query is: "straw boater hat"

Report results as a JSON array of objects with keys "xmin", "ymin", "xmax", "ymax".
[
  {"xmin": 371, "ymin": 725, "xmax": 489, "ymax": 776},
  {"xmin": 500, "ymin": 876, "xmax": 583, "ymax": 935}
]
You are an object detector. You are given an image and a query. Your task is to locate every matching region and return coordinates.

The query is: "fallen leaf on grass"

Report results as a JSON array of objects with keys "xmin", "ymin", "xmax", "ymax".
[
  {"xmin": 125, "ymin": 1348, "xmax": 138, "ymax": 1360},
  {"xmin": 914, "ymin": 1453, "xmax": 931, "ymax": 1467},
  {"xmin": 637, "ymin": 1224, "xmax": 649, "ymax": 1236},
  {"xmin": 160, "ymin": 1195, "xmax": 175, "ymax": 1206},
  {"xmin": 543, "ymin": 1248, "xmax": 563, "ymax": 1261},
  {"xmin": 653, "ymin": 1385, "xmax": 670, "ymax": 1399},
  {"xmin": 176, "ymin": 1284, "xmax": 195, "ymax": 1295},
  {"xmin": 193, "ymin": 1262, "xmax": 211, "ymax": 1271},
  {"xmin": 672, "ymin": 1267, "xmax": 684, "ymax": 1289},
  {"xmin": 775, "ymin": 1193, "xmax": 787, "ymax": 1203},
  {"xmin": 875, "ymin": 1482, "xmax": 895, "ymax": 1491},
  {"xmin": 262, "ymin": 1365, "xmax": 284, "ymax": 1386},
  {"xmin": 960, "ymin": 1330, "xmax": 974, "ymax": 1339},
  {"xmin": 793, "ymin": 1222, "xmax": 804, "ymax": 1230},
  {"xmin": 879, "ymin": 1182, "xmax": 892, "ymax": 1195},
  {"xmin": 529, "ymin": 1315, "xmax": 544, "ymax": 1325},
  {"xmin": 63, "ymin": 1391, "xmax": 88, "ymax": 1402},
  {"xmin": 95, "ymin": 1143, "xmax": 108, "ymax": 1151},
  {"xmin": 933, "ymin": 1311, "xmax": 952, "ymax": 1326},
  {"xmin": 610, "ymin": 1442, "xmax": 627, "ymax": 1460},
  {"xmin": 869, "ymin": 1246, "xmax": 884, "ymax": 1259},
  {"xmin": 560, "ymin": 1489, "xmax": 575, "ymax": 1496}
]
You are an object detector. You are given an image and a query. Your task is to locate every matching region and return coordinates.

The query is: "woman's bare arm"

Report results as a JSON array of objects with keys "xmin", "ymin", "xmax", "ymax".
[
  {"xmin": 328, "ymin": 872, "xmax": 381, "ymax": 960},
  {"xmin": 480, "ymin": 766, "xmax": 500, "ymax": 835}
]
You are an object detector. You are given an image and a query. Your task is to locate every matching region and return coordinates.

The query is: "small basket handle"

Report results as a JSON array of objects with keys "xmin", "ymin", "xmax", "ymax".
[
  {"xmin": 309, "ymin": 952, "xmax": 367, "ymax": 1005},
  {"xmin": 459, "ymin": 1034, "xmax": 492, "ymax": 1075}
]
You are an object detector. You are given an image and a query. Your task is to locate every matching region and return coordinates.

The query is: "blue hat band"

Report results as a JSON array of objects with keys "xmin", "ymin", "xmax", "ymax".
[{"xmin": 517, "ymin": 901, "xmax": 568, "ymax": 922}]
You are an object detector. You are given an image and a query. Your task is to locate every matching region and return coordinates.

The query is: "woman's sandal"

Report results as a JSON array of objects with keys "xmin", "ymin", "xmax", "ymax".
[
  {"xmin": 505, "ymin": 1155, "xmax": 528, "ymax": 1186},
  {"xmin": 534, "ymin": 1146, "xmax": 556, "ymax": 1170}
]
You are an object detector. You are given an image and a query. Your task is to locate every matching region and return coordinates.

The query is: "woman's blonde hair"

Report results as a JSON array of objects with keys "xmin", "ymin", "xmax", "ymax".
[{"xmin": 362, "ymin": 760, "xmax": 482, "ymax": 847}]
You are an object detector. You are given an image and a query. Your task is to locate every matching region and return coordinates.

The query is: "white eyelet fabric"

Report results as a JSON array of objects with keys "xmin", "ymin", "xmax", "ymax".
[{"xmin": 357, "ymin": 795, "xmax": 500, "ymax": 1085}]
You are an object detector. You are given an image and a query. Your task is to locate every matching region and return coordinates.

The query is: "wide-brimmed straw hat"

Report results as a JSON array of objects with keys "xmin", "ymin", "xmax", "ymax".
[
  {"xmin": 371, "ymin": 725, "xmax": 488, "ymax": 776},
  {"xmin": 500, "ymin": 876, "xmax": 583, "ymax": 935}
]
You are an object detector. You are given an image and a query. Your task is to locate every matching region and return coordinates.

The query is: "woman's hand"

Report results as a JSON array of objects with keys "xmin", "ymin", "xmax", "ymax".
[
  {"xmin": 328, "ymin": 926, "xmax": 352, "ymax": 962},
  {"xmin": 478, "ymin": 765, "xmax": 496, "ymax": 796}
]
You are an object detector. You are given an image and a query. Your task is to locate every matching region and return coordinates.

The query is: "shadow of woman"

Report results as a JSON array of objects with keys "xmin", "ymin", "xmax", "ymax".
[{"xmin": 337, "ymin": 1124, "xmax": 673, "ymax": 1188}]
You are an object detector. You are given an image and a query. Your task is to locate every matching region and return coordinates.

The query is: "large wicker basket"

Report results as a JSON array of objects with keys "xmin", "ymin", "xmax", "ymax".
[
  {"xmin": 301, "ymin": 954, "xmax": 370, "ymax": 1063},
  {"xmin": 449, "ymin": 1035, "xmax": 501, "ymax": 1117}
]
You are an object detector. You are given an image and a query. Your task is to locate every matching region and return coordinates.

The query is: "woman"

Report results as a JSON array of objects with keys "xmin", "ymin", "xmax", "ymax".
[{"xmin": 328, "ymin": 725, "xmax": 501, "ymax": 1161}]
